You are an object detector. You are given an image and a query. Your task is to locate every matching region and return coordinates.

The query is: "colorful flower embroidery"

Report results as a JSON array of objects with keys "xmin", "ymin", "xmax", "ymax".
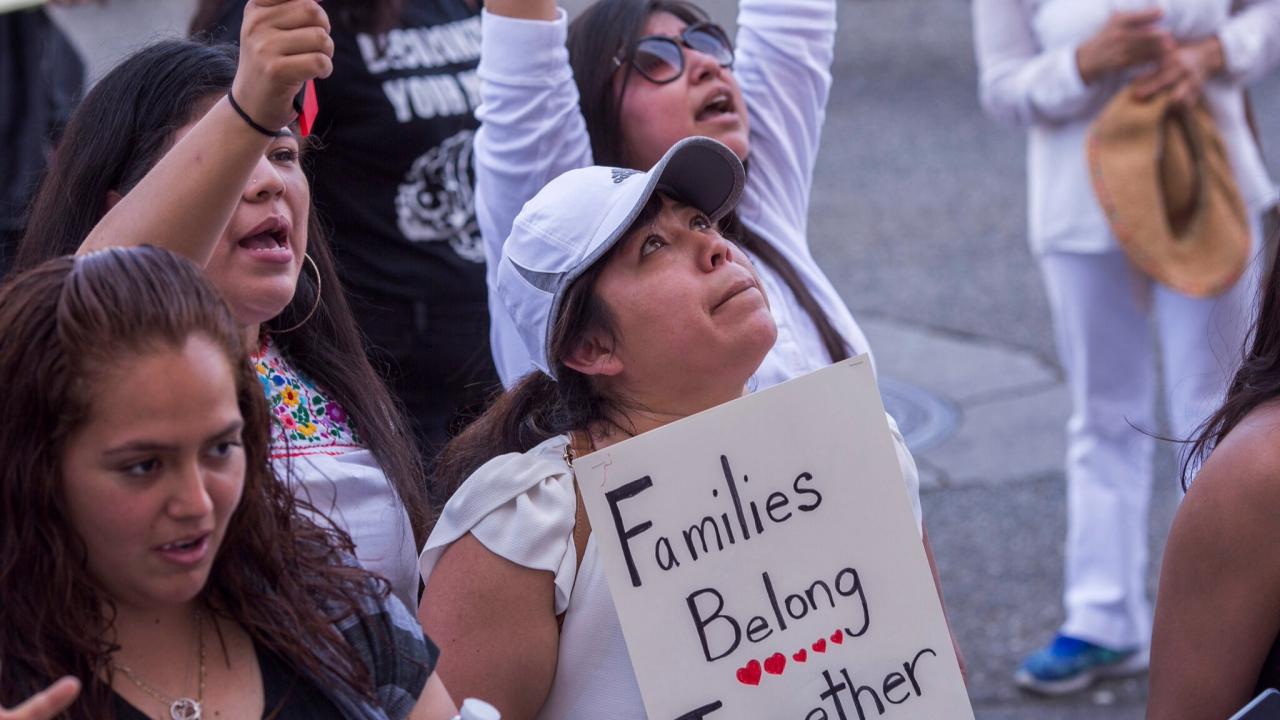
[{"xmin": 253, "ymin": 336, "xmax": 360, "ymax": 455}]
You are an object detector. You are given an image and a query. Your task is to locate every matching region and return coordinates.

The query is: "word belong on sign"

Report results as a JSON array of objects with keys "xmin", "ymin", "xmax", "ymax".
[{"xmin": 686, "ymin": 564, "xmax": 869, "ymax": 662}]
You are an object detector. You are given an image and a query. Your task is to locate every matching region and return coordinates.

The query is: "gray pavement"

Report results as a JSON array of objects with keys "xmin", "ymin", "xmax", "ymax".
[{"xmin": 557, "ymin": 0, "xmax": 1280, "ymax": 716}]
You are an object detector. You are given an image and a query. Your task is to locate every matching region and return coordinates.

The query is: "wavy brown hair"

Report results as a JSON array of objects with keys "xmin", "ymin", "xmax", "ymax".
[
  {"xmin": 14, "ymin": 40, "xmax": 428, "ymax": 543},
  {"xmin": 0, "ymin": 247, "xmax": 384, "ymax": 717}
]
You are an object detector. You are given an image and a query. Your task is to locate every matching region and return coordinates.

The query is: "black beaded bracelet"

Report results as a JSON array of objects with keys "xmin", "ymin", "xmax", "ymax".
[{"xmin": 226, "ymin": 91, "xmax": 291, "ymax": 138}]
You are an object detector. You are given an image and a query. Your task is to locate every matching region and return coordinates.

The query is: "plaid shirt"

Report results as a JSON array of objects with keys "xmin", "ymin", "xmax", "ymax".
[{"xmin": 320, "ymin": 580, "xmax": 438, "ymax": 719}]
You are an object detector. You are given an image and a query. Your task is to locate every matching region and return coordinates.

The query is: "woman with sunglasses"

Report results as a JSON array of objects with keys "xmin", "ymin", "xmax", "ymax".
[{"xmin": 476, "ymin": 0, "xmax": 873, "ymax": 396}]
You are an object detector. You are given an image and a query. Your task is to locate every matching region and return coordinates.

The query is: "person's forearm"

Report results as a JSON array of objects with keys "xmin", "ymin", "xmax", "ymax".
[
  {"xmin": 485, "ymin": 0, "xmax": 557, "ymax": 21},
  {"xmin": 79, "ymin": 97, "xmax": 270, "ymax": 266}
]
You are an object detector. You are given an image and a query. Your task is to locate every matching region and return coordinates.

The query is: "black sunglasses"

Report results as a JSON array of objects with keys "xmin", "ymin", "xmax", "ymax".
[{"xmin": 615, "ymin": 22, "xmax": 735, "ymax": 84}]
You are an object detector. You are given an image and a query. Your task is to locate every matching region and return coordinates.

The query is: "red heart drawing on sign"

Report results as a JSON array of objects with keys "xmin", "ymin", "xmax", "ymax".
[
  {"xmin": 793, "ymin": 649, "xmax": 808, "ymax": 663},
  {"xmin": 812, "ymin": 638, "xmax": 827, "ymax": 653},
  {"xmin": 736, "ymin": 659, "xmax": 762, "ymax": 686},
  {"xmin": 830, "ymin": 630, "xmax": 844, "ymax": 645},
  {"xmin": 764, "ymin": 652, "xmax": 786, "ymax": 676}
]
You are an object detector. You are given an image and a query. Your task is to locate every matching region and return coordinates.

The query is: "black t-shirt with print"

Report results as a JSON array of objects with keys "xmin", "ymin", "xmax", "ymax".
[{"xmin": 208, "ymin": 0, "xmax": 485, "ymax": 302}]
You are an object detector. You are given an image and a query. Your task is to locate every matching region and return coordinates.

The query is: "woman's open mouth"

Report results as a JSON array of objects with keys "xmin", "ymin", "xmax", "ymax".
[
  {"xmin": 236, "ymin": 217, "xmax": 294, "ymax": 263},
  {"xmin": 696, "ymin": 91, "xmax": 737, "ymax": 123},
  {"xmin": 154, "ymin": 533, "xmax": 211, "ymax": 568}
]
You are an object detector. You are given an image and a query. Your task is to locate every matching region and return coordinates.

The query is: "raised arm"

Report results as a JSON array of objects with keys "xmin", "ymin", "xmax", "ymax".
[
  {"xmin": 973, "ymin": 0, "xmax": 1168, "ymax": 127},
  {"xmin": 473, "ymin": 3, "xmax": 593, "ymax": 385},
  {"xmin": 732, "ymin": 0, "xmax": 836, "ymax": 249},
  {"xmin": 78, "ymin": 0, "xmax": 333, "ymax": 265},
  {"xmin": 485, "ymin": 0, "xmax": 556, "ymax": 21},
  {"xmin": 1147, "ymin": 412, "xmax": 1280, "ymax": 719}
]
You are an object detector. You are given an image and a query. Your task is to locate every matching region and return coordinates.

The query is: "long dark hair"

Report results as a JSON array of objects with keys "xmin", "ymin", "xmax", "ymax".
[
  {"xmin": 0, "ymin": 247, "xmax": 385, "ymax": 717},
  {"xmin": 14, "ymin": 40, "xmax": 428, "ymax": 544},
  {"xmin": 567, "ymin": 0, "xmax": 851, "ymax": 364},
  {"xmin": 190, "ymin": 0, "xmax": 405, "ymax": 38},
  {"xmin": 1183, "ymin": 236, "xmax": 1280, "ymax": 490}
]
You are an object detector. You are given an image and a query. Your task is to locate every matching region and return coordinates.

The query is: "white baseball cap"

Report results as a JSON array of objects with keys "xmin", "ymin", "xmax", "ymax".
[{"xmin": 496, "ymin": 136, "xmax": 746, "ymax": 379}]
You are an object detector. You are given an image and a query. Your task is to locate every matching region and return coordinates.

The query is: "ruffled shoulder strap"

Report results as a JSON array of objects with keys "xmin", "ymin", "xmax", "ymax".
[{"xmin": 419, "ymin": 435, "xmax": 581, "ymax": 614}]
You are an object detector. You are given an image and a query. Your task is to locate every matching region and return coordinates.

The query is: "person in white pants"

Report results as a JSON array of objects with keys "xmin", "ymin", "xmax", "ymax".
[{"xmin": 974, "ymin": 0, "xmax": 1280, "ymax": 696}]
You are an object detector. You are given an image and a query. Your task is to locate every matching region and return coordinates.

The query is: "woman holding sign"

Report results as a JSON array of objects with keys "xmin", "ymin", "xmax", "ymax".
[
  {"xmin": 419, "ymin": 137, "xmax": 950, "ymax": 719},
  {"xmin": 16, "ymin": 0, "xmax": 428, "ymax": 611}
]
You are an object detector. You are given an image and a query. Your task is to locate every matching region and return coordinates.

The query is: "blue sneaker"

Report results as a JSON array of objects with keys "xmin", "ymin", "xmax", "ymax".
[{"xmin": 1014, "ymin": 634, "xmax": 1148, "ymax": 695}]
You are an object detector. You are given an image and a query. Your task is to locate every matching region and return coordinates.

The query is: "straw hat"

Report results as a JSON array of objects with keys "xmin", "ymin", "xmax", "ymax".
[{"xmin": 1088, "ymin": 87, "xmax": 1250, "ymax": 297}]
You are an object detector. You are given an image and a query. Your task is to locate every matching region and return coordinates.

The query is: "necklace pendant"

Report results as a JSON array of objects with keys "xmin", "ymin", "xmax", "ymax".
[{"xmin": 169, "ymin": 698, "xmax": 201, "ymax": 720}]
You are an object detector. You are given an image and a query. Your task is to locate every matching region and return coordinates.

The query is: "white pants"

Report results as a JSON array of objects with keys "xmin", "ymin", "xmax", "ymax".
[{"xmin": 1040, "ymin": 227, "xmax": 1261, "ymax": 650}]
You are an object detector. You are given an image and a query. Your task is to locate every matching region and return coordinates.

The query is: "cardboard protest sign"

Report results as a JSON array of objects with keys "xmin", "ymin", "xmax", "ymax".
[{"xmin": 575, "ymin": 357, "xmax": 974, "ymax": 719}]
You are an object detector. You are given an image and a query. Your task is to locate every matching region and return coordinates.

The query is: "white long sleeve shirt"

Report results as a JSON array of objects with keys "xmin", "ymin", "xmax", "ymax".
[
  {"xmin": 974, "ymin": 0, "xmax": 1280, "ymax": 254},
  {"xmin": 474, "ymin": 0, "xmax": 872, "ymax": 388}
]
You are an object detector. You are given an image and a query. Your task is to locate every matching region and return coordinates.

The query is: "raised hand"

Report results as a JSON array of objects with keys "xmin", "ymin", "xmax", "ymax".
[
  {"xmin": 1075, "ymin": 8, "xmax": 1172, "ymax": 85},
  {"xmin": 0, "ymin": 677, "xmax": 81, "ymax": 720},
  {"xmin": 232, "ymin": 0, "xmax": 334, "ymax": 134}
]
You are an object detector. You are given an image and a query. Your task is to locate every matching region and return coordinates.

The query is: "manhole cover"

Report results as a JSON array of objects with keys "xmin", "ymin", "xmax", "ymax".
[{"xmin": 878, "ymin": 376, "xmax": 958, "ymax": 452}]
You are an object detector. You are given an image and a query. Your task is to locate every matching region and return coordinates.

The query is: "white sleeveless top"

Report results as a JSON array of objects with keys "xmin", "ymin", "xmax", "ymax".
[{"xmin": 419, "ymin": 418, "xmax": 923, "ymax": 718}]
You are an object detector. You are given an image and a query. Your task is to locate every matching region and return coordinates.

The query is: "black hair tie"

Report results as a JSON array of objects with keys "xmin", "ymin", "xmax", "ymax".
[{"xmin": 227, "ymin": 91, "xmax": 292, "ymax": 138}]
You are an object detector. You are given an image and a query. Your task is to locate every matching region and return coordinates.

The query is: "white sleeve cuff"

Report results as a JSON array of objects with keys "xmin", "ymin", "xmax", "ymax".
[
  {"xmin": 1053, "ymin": 43, "xmax": 1089, "ymax": 100},
  {"xmin": 479, "ymin": 8, "xmax": 572, "ymax": 85},
  {"xmin": 738, "ymin": 0, "xmax": 835, "ymax": 35}
]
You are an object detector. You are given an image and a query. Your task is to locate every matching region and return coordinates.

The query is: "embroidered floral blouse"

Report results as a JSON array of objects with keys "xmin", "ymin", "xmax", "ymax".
[
  {"xmin": 250, "ymin": 335, "xmax": 420, "ymax": 609},
  {"xmin": 254, "ymin": 335, "xmax": 361, "ymax": 457}
]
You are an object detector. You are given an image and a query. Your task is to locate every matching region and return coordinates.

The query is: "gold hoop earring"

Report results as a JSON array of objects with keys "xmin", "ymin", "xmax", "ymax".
[{"xmin": 273, "ymin": 253, "xmax": 321, "ymax": 335}]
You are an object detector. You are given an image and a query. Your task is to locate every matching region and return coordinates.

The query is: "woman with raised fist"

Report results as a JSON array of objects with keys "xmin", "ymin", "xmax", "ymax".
[{"xmin": 17, "ymin": 0, "xmax": 429, "ymax": 613}]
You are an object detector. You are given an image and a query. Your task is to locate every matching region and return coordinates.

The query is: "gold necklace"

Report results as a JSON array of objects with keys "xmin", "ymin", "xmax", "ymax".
[{"xmin": 113, "ymin": 609, "xmax": 206, "ymax": 720}]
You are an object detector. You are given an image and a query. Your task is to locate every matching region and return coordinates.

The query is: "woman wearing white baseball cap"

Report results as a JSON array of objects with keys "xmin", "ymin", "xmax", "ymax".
[
  {"xmin": 416, "ymin": 137, "xmax": 951, "ymax": 719},
  {"xmin": 474, "ymin": 0, "xmax": 873, "ymax": 396}
]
